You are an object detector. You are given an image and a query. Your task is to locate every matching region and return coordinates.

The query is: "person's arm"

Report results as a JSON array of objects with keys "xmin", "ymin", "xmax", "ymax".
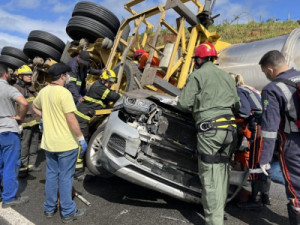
[
  {"xmin": 88, "ymin": 66, "xmax": 103, "ymax": 76},
  {"xmin": 177, "ymin": 74, "xmax": 200, "ymax": 112},
  {"xmin": 32, "ymin": 104, "xmax": 42, "ymax": 117},
  {"xmin": 65, "ymin": 112, "xmax": 83, "ymax": 138},
  {"xmin": 11, "ymin": 96, "xmax": 28, "ymax": 124}
]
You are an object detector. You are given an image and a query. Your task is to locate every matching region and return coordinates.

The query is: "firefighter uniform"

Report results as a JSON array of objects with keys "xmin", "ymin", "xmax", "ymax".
[
  {"xmin": 13, "ymin": 78, "xmax": 41, "ymax": 176},
  {"xmin": 259, "ymin": 68, "xmax": 300, "ymax": 224},
  {"xmin": 66, "ymin": 52, "xmax": 102, "ymax": 103},
  {"xmin": 74, "ymin": 71, "xmax": 121, "ymax": 177},
  {"xmin": 178, "ymin": 57, "xmax": 240, "ymax": 225}
]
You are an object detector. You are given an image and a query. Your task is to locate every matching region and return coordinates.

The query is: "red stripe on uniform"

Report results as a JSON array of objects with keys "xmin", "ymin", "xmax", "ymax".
[{"xmin": 278, "ymin": 131, "xmax": 299, "ymax": 208}]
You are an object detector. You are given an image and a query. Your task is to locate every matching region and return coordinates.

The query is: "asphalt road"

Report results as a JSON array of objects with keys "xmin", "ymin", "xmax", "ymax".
[{"xmin": 1, "ymin": 149, "xmax": 289, "ymax": 225}]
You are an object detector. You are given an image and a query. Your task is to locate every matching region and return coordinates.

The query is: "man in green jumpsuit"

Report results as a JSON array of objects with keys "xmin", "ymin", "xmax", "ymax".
[{"xmin": 177, "ymin": 42, "xmax": 240, "ymax": 225}]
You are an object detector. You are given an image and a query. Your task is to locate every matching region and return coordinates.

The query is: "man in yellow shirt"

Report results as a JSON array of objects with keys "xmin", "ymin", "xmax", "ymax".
[{"xmin": 33, "ymin": 63, "xmax": 87, "ymax": 223}]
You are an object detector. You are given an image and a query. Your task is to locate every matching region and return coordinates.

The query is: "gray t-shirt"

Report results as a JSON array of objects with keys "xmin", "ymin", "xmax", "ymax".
[{"xmin": 0, "ymin": 79, "xmax": 22, "ymax": 133}]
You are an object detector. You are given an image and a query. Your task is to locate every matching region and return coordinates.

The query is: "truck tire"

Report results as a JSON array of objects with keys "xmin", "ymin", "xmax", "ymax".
[
  {"xmin": 0, "ymin": 55, "xmax": 25, "ymax": 69},
  {"xmin": 23, "ymin": 41, "xmax": 61, "ymax": 62},
  {"xmin": 28, "ymin": 30, "xmax": 65, "ymax": 53},
  {"xmin": 86, "ymin": 122, "xmax": 113, "ymax": 178},
  {"xmin": 72, "ymin": 1, "xmax": 120, "ymax": 35},
  {"xmin": 1, "ymin": 47, "xmax": 28, "ymax": 63},
  {"xmin": 66, "ymin": 16, "xmax": 115, "ymax": 42},
  {"xmin": 113, "ymin": 60, "xmax": 142, "ymax": 92}
]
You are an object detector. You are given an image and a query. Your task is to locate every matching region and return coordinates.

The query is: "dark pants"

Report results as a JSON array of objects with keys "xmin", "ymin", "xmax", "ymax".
[
  {"xmin": 75, "ymin": 115, "xmax": 89, "ymax": 174},
  {"xmin": 20, "ymin": 125, "xmax": 40, "ymax": 169},
  {"xmin": 279, "ymin": 131, "xmax": 300, "ymax": 208}
]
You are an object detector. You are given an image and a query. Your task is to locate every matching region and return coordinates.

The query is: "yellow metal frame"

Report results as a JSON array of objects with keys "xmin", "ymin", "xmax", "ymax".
[{"xmin": 105, "ymin": 0, "xmax": 230, "ymax": 91}]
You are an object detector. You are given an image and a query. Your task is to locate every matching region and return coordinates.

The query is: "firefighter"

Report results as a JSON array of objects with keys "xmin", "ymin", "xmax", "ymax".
[
  {"xmin": 14, "ymin": 65, "xmax": 41, "ymax": 177},
  {"xmin": 66, "ymin": 51, "xmax": 104, "ymax": 104},
  {"xmin": 230, "ymin": 73, "xmax": 270, "ymax": 209},
  {"xmin": 177, "ymin": 42, "xmax": 240, "ymax": 225},
  {"xmin": 74, "ymin": 69, "xmax": 122, "ymax": 179},
  {"xmin": 259, "ymin": 50, "xmax": 300, "ymax": 225},
  {"xmin": 134, "ymin": 49, "xmax": 160, "ymax": 71}
]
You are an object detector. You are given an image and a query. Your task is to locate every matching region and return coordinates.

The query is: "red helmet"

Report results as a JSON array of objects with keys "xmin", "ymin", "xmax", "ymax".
[
  {"xmin": 193, "ymin": 42, "xmax": 218, "ymax": 59},
  {"xmin": 134, "ymin": 49, "xmax": 146, "ymax": 59}
]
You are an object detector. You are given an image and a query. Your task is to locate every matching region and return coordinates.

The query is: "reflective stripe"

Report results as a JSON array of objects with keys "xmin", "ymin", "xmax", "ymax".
[
  {"xmin": 22, "ymin": 120, "xmax": 39, "ymax": 128},
  {"xmin": 76, "ymin": 81, "xmax": 82, "ymax": 86},
  {"xmin": 239, "ymin": 86, "xmax": 262, "ymax": 110},
  {"xmin": 261, "ymin": 130, "xmax": 277, "ymax": 138},
  {"xmin": 74, "ymin": 111, "xmax": 91, "ymax": 121},
  {"xmin": 84, "ymin": 96, "xmax": 106, "ymax": 108},
  {"xmin": 19, "ymin": 167, "xmax": 28, "ymax": 171},
  {"xmin": 28, "ymin": 165, "xmax": 34, "ymax": 169},
  {"xmin": 70, "ymin": 77, "xmax": 77, "ymax": 82},
  {"xmin": 276, "ymin": 82, "xmax": 299, "ymax": 132},
  {"xmin": 26, "ymin": 97, "xmax": 35, "ymax": 102},
  {"xmin": 76, "ymin": 163, "xmax": 84, "ymax": 168},
  {"xmin": 101, "ymin": 89, "xmax": 110, "ymax": 100}
]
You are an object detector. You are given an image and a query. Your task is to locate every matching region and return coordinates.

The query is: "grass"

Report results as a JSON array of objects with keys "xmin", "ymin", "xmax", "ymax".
[{"xmin": 142, "ymin": 20, "xmax": 299, "ymax": 46}]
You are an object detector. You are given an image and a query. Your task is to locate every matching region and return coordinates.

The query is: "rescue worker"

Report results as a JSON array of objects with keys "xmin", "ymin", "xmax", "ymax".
[
  {"xmin": 177, "ymin": 42, "xmax": 240, "ymax": 225},
  {"xmin": 66, "ymin": 51, "xmax": 104, "ymax": 104},
  {"xmin": 259, "ymin": 50, "xmax": 300, "ymax": 225},
  {"xmin": 230, "ymin": 73, "xmax": 270, "ymax": 208},
  {"xmin": 134, "ymin": 49, "xmax": 160, "ymax": 72},
  {"xmin": 74, "ymin": 69, "xmax": 122, "ymax": 179},
  {"xmin": 0, "ymin": 63, "xmax": 29, "ymax": 207},
  {"xmin": 13, "ymin": 65, "xmax": 41, "ymax": 177}
]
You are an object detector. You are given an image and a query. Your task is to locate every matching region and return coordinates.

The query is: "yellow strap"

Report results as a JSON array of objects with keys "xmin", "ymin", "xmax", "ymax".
[
  {"xmin": 101, "ymin": 89, "xmax": 110, "ymax": 100},
  {"xmin": 74, "ymin": 111, "xmax": 91, "ymax": 121},
  {"xmin": 26, "ymin": 97, "xmax": 35, "ymax": 102},
  {"xmin": 84, "ymin": 96, "xmax": 106, "ymax": 108},
  {"xmin": 214, "ymin": 117, "xmax": 237, "ymax": 129},
  {"xmin": 22, "ymin": 120, "xmax": 39, "ymax": 128}
]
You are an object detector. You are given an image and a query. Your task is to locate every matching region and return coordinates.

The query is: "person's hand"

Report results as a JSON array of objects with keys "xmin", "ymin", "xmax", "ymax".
[
  {"xmin": 78, "ymin": 136, "xmax": 87, "ymax": 156},
  {"xmin": 10, "ymin": 115, "xmax": 23, "ymax": 125},
  {"xmin": 78, "ymin": 97, "xmax": 85, "ymax": 103},
  {"xmin": 260, "ymin": 163, "xmax": 271, "ymax": 176}
]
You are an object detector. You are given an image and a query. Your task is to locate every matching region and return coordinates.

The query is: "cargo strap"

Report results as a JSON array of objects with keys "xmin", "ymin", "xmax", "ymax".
[
  {"xmin": 22, "ymin": 120, "xmax": 39, "ymax": 128},
  {"xmin": 197, "ymin": 115, "xmax": 236, "ymax": 132},
  {"xmin": 84, "ymin": 96, "xmax": 106, "ymax": 108},
  {"xmin": 75, "ymin": 111, "xmax": 91, "ymax": 121}
]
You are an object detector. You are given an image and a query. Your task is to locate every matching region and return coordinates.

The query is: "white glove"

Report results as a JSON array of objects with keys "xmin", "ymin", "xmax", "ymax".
[{"xmin": 260, "ymin": 163, "xmax": 271, "ymax": 176}]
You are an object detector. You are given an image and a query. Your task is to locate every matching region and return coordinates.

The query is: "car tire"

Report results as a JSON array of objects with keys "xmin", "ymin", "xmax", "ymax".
[
  {"xmin": 23, "ymin": 41, "xmax": 62, "ymax": 61},
  {"xmin": 0, "ymin": 55, "xmax": 26, "ymax": 69},
  {"xmin": 113, "ymin": 60, "xmax": 142, "ymax": 92},
  {"xmin": 72, "ymin": 1, "xmax": 120, "ymax": 35},
  {"xmin": 1, "ymin": 47, "xmax": 28, "ymax": 63},
  {"xmin": 86, "ymin": 122, "xmax": 113, "ymax": 178},
  {"xmin": 28, "ymin": 30, "xmax": 65, "ymax": 53},
  {"xmin": 66, "ymin": 16, "xmax": 115, "ymax": 42}
]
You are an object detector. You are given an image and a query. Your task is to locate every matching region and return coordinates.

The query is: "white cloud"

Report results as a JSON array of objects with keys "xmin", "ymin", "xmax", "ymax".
[
  {"xmin": 4, "ymin": 0, "xmax": 41, "ymax": 9},
  {"xmin": 0, "ymin": 32, "xmax": 27, "ymax": 50},
  {"xmin": 52, "ymin": 3, "xmax": 73, "ymax": 13}
]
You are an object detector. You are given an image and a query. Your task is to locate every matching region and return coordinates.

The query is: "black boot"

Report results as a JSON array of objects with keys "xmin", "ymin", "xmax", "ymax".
[
  {"xmin": 287, "ymin": 203, "xmax": 300, "ymax": 225},
  {"xmin": 261, "ymin": 177, "xmax": 271, "ymax": 205}
]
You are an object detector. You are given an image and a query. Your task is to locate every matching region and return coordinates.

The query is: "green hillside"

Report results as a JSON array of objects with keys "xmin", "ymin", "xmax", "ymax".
[{"xmin": 209, "ymin": 20, "xmax": 299, "ymax": 44}]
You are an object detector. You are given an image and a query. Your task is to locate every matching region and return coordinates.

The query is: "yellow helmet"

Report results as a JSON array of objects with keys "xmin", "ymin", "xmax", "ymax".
[
  {"xmin": 101, "ymin": 69, "xmax": 117, "ymax": 83},
  {"xmin": 18, "ymin": 65, "xmax": 32, "ymax": 75}
]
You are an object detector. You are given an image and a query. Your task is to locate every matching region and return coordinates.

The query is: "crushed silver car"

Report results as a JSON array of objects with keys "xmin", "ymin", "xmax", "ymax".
[{"xmin": 86, "ymin": 89, "xmax": 248, "ymax": 204}]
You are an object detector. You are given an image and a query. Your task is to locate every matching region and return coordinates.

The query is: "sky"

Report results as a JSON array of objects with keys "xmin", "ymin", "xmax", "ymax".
[{"xmin": 0, "ymin": 0, "xmax": 299, "ymax": 51}]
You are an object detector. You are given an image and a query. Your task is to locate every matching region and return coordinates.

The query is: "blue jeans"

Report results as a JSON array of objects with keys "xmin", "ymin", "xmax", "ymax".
[
  {"xmin": 44, "ymin": 149, "xmax": 78, "ymax": 217},
  {"xmin": 0, "ymin": 132, "xmax": 21, "ymax": 202}
]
